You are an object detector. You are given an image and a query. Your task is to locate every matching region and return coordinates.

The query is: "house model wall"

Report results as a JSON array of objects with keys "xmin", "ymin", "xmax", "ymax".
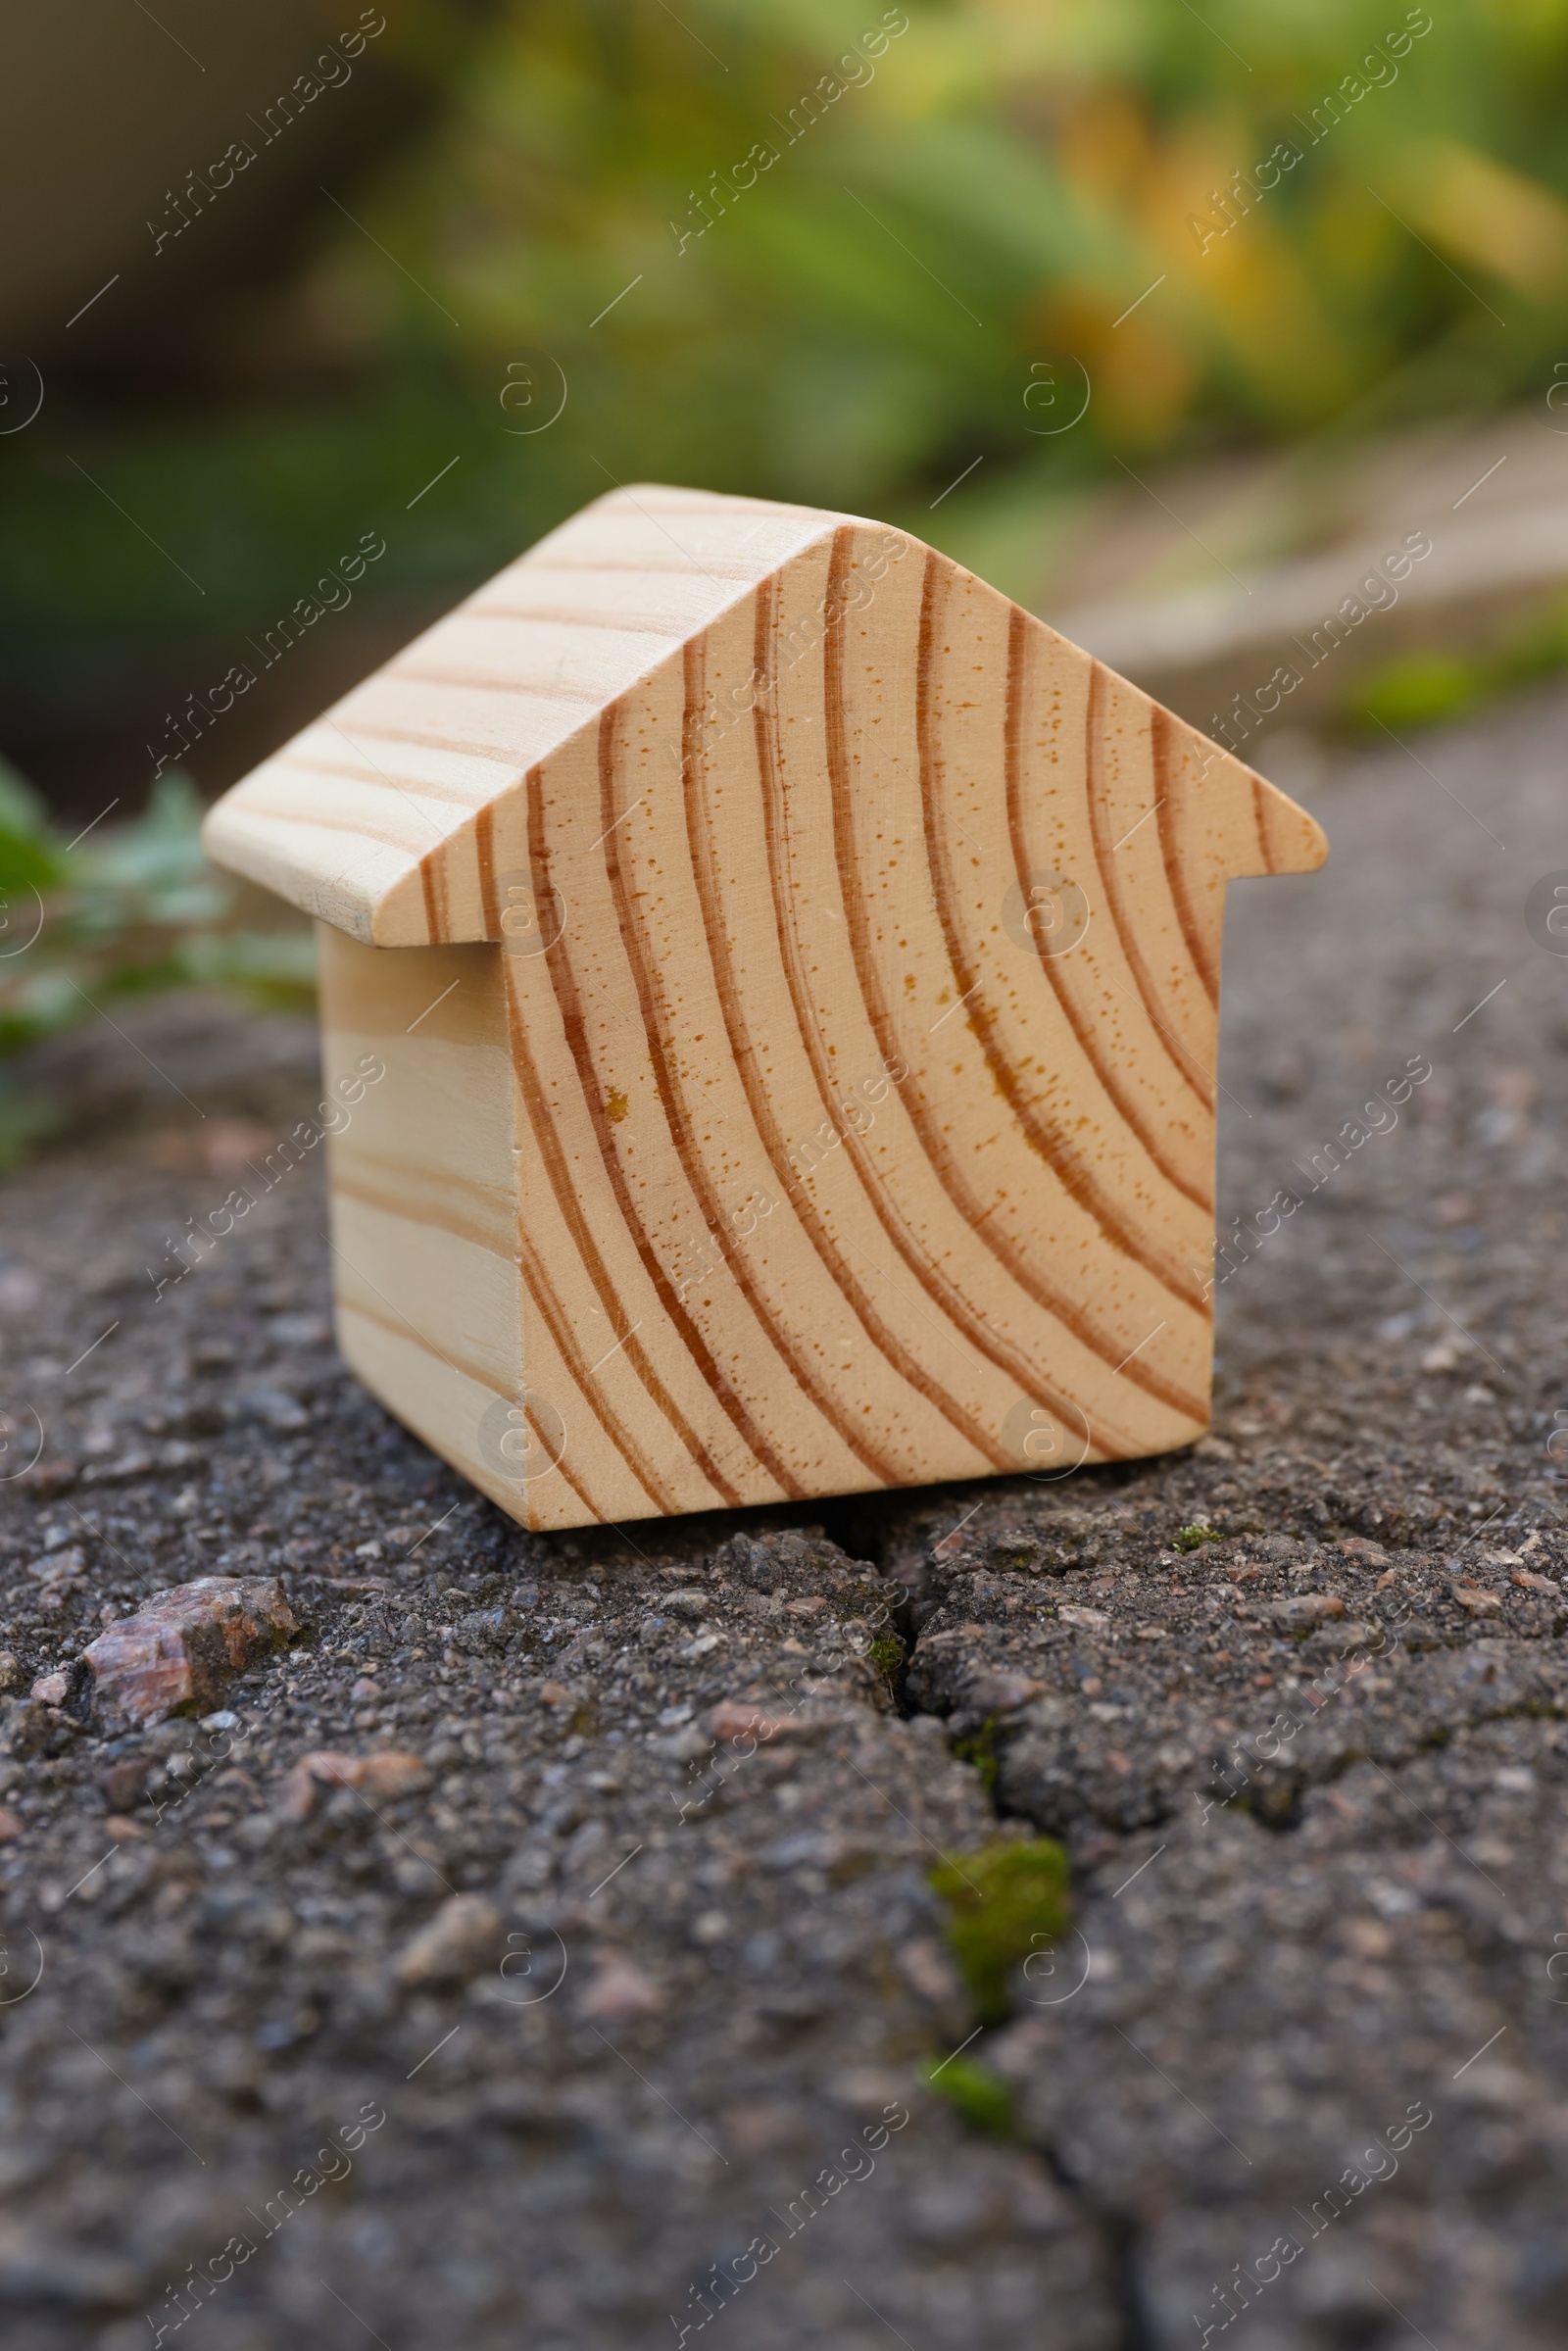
[{"xmin": 202, "ymin": 485, "xmax": 1327, "ymax": 1532}]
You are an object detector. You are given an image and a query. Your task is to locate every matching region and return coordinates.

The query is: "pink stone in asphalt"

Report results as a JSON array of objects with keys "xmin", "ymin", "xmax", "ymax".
[
  {"xmin": 274, "ymin": 1748, "xmax": 431, "ymax": 1824},
  {"xmin": 578, "ymin": 1958, "xmax": 663, "ymax": 2023},
  {"xmin": 393, "ymin": 1893, "xmax": 502, "ymax": 1986},
  {"xmin": 707, "ymin": 1698, "xmax": 788, "ymax": 1745},
  {"xmin": 80, "ymin": 1578, "xmax": 297, "ymax": 1727}
]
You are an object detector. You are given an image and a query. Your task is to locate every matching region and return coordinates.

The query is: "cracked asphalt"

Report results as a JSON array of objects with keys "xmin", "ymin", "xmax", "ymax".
[{"xmin": 2, "ymin": 679, "xmax": 1568, "ymax": 2351}]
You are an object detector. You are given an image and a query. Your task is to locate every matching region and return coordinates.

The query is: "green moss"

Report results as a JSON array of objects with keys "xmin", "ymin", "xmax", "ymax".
[
  {"xmin": 951, "ymin": 1715, "xmax": 1000, "ymax": 1796},
  {"xmin": 1174, "ymin": 1522, "xmax": 1219, "ymax": 1551},
  {"xmin": 985, "ymin": 1535, "xmax": 1046, "ymax": 1572},
  {"xmin": 867, "ymin": 1632, "xmax": 904, "ymax": 1692},
  {"xmin": 929, "ymin": 1837, "xmax": 1072, "ymax": 2025},
  {"xmin": 923, "ymin": 2055, "xmax": 1015, "ymax": 2137}
]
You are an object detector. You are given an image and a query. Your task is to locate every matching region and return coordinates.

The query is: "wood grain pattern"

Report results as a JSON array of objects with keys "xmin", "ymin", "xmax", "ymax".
[{"xmin": 209, "ymin": 486, "xmax": 1327, "ymax": 1531}]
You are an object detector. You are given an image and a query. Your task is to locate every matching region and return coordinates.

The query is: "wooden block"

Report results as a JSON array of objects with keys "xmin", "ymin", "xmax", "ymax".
[{"xmin": 205, "ymin": 485, "xmax": 1326, "ymax": 1530}]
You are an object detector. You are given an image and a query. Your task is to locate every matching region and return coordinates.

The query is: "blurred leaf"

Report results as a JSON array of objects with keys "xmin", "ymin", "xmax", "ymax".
[
  {"xmin": 0, "ymin": 753, "xmax": 64, "ymax": 897},
  {"xmin": 0, "ymin": 763, "xmax": 316, "ymax": 1166},
  {"xmin": 0, "ymin": 824, "xmax": 62, "ymax": 897},
  {"xmin": 0, "ymin": 755, "xmax": 48, "ymax": 834},
  {"xmin": 1394, "ymin": 138, "xmax": 1568, "ymax": 298}
]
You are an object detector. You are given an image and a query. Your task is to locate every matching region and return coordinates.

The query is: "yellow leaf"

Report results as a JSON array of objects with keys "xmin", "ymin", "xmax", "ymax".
[{"xmin": 1395, "ymin": 139, "xmax": 1568, "ymax": 296}]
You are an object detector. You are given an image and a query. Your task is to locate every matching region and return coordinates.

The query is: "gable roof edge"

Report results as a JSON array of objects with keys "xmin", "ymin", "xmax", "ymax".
[{"xmin": 202, "ymin": 487, "xmax": 867, "ymax": 945}]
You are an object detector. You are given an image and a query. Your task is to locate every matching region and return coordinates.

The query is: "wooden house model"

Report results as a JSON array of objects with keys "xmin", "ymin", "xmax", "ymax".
[{"xmin": 202, "ymin": 486, "xmax": 1326, "ymax": 1532}]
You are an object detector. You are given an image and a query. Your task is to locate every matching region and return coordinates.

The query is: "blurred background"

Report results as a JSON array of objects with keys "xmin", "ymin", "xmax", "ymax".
[{"xmin": 4, "ymin": 0, "xmax": 1568, "ymax": 1151}]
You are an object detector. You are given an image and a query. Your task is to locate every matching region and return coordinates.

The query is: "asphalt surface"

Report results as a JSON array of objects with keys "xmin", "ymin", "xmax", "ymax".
[{"xmin": 2, "ymin": 680, "xmax": 1568, "ymax": 2351}]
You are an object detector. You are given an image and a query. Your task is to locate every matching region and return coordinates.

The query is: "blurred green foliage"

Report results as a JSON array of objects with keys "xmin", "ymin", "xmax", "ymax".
[
  {"xmin": 363, "ymin": 0, "xmax": 1568, "ymax": 492},
  {"xmin": 0, "ymin": 765, "xmax": 315, "ymax": 1166},
  {"xmin": 6, "ymin": 0, "xmax": 1568, "ymax": 654},
  {"xmin": 1356, "ymin": 585, "xmax": 1568, "ymax": 728}
]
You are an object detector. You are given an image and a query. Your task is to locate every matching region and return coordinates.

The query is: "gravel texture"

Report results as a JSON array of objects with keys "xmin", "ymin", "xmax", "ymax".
[{"xmin": 3, "ymin": 683, "xmax": 1568, "ymax": 2350}]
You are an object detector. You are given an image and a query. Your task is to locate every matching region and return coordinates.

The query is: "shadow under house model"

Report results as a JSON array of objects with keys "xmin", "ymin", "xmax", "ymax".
[{"xmin": 202, "ymin": 486, "xmax": 1327, "ymax": 1533}]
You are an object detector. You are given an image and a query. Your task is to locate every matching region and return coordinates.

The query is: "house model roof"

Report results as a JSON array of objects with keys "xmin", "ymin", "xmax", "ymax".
[
  {"xmin": 201, "ymin": 483, "xmax": 1323, "ymax": 949},
  {"xmin": 203, "ymin": 486, "xmax": 890, "ymax": 945}
]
